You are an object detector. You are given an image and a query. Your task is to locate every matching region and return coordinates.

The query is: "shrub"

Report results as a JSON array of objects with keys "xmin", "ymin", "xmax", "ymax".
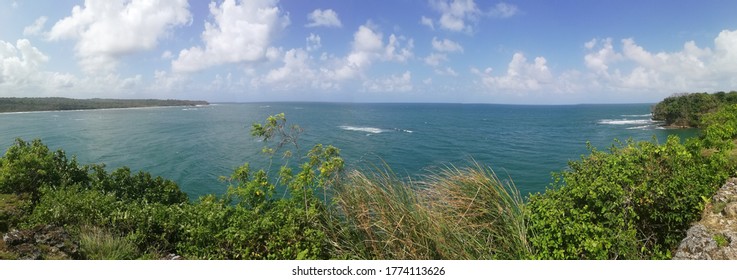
[
  {"xmin": 527, "ymin": 136, "xmax": 731, "ymax": 259},
  {"xmin": 0, "ymin": 139, "xmax": 87, "ymax": 198},
  {"xmin": 87, "ymin": 165, "xmax": 187, "ymax": 205},
  {"xmin": 26, "ymin": 185, "xmax": 119, "ymax": 228}
]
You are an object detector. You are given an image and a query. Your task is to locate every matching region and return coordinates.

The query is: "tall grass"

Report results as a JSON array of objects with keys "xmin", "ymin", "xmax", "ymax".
[
  {"xmin": 326, "ymin": 163, "xmax": 530, "ymax": 259},
  {"xmin": 79, "ymin": 226, "xmax": 139, "ymax": 260}
]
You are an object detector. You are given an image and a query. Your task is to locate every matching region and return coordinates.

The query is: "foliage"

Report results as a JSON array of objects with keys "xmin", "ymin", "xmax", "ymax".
[
  {"xmin": 327, "ymin": 164, "xmax": 530, "ymax": 260},
  {"xmin": 0, "ymin": 97, "xmax": 208, "ymax": 113},
  {"xmin": 527, "ymin": 136, "xmax": 733, "ymax": 259},
  {"xmin": 0, "ymin": 193, "xmax": 31, "ymax": 232},
  {"xmin": 79, "ymin": 226, "xmax": 139, "ymax": 260},
  {"xmin": 0, "ymin": 139, "xmax": 87, "ymax": 199},
  {"xmin": 701, "ymin": 104, "xmax": 737, "ymax": 148},
  {"xmin": 86, "ymin": 165, "xmax": 188, "ymax": 205},
  {"xmin": 652, "ymin": 91, "xmax": 737, "ymax": 127},
  {"xmin": 167, "ymin": 114, "xmax": 343, "ymax": 259}
]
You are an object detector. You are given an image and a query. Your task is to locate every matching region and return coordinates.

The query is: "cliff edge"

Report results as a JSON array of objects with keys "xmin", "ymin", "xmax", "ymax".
[{"xmin": 673, "ymin": 178, "xmax": 737, "ymax": 259}]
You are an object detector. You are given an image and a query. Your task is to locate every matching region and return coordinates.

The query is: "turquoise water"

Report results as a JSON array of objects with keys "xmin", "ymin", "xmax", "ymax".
[{"xmin": 0, "ymin": 103, "xmax": 698, "ymax": 198}]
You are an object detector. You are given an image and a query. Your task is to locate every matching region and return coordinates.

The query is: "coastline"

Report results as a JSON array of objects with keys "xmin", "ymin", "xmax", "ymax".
[{"xmin": 0, "ymin": 97, "xmax": 209, "ymax": 114}]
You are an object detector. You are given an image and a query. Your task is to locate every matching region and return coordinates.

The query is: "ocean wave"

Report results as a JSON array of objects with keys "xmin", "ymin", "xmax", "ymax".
[
  {"xmin": 339, "ymin": 126, "xmax": 386, "ymax": 134},
  {"xmin": 598, "ymin": 119, "xmax": 653, "ymax": 125},
  {"xmin": 626, "ymin": 125, "xmax": 654, "ymax": 130}
]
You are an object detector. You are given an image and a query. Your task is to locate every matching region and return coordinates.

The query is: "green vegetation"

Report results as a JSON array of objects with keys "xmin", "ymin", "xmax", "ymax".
[
  {"xmin": 0, "ymin": 97, "xmax": 208, "ymax": 113},
  {"xmin": 651, "ymin": 91, "xmax": 737, "ymax": 127},
  {"xmin": 2, "ymin": 92, "xmax": 737, "ymax": 259},
  {"xmin": 713, "ymin": 233, "xmax": 729, "ymax": 248},
  {"xmin": 327, "ymin": 164, "xmax": 529, "ymax": 259}
]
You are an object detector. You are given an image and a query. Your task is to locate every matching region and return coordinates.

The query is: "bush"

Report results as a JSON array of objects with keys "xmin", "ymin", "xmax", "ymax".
[
  {"xmin": 527, "ymin": 136, "xmax": 732, "ymax": 259},
  {"xmin": 87, "ymin": 165, "xmax": 187, "ymax": 205},
  {"xmin": 0, "ymin": 139, "xmax": 87, "ymax": 198}
]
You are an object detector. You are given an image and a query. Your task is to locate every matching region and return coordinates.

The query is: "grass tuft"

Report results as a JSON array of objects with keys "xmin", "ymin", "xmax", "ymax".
[
  {"xmin": 79, "ymin": 226, "xmax": 139, "ymax": 260},
  {"xmin": 326, "ymin": 162, "xmax": 530, "ymax": 259}
]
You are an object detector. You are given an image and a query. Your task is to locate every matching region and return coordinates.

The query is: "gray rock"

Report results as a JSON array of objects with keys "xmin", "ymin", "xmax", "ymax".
[{"xmin": 673, "ymin": 178, "xmax": 737, "ymax": 260}]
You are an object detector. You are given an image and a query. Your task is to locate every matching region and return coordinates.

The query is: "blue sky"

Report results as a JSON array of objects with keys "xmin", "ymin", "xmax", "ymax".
[{"xmin": 2, "ymin": 0, "xmax": 737, "ymax": 104}]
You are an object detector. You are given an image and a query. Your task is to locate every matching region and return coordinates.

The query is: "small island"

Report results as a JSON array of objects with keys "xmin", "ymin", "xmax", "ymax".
[{"xmin": 0, "ymin": 97, "xmax": 209, "ymax": 113}]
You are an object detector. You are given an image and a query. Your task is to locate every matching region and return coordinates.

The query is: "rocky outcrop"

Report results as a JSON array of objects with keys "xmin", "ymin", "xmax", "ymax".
[
  {"xmin": 673, "ymin": 178, "xmax": 737, "ymax": 259},
  {"xmin": 2, "ymin": 225, "xmax": 79, "ymax": 260}
]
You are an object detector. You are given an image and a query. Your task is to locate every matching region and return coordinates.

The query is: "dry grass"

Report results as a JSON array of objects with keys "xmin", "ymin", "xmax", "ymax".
[
  {"xmin": 79, "ymin": 226, "xmax": 139, "ymax": 260},
  {"xmin": 326, "ymin": 163, "xmax": 530, "ymax": 259}
]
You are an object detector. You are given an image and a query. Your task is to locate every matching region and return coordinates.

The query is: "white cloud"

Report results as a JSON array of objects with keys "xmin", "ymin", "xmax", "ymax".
[
  {"xmin": 580, "ymin": 31, "xmax": 737, "ymax": 92},
  {"xmin": 583, "ymin": 38, "xmax": 621, "ymax": 74},
  {"xmin": 161, "ymin": 50, "xmax": 173, "ymax": 60},
  {"xmin": 474, "ymin": 52, "xmax": 553, "ymax": 91},
  {"xmin": 23, "ymin": 16, "xmax": 48, "ymax": 36},
  {"xmin": 429, "ymin": 0, "xmax": 481, "ymax": 33},
  {"xmin": 305, "ymin": 9, "xmax": 342, "ymax": 28},
  {"xmin": 306, "ymin": 33, "xmax": 321, "ymax": 52},
  {"xmin": 489, "ymin": 2, "xmax": 519, "ymax": 18},
  {"xmin": 432, "ymin": 37, "xmax": 463, "ymax": 53},
  {"xmin": 420, "ymin": 16, "xmax": 434, "ymax": 30},
  {"xmin": 385, "ymin": 35, "xmax": 414, "ymax": 62},
  {"xmin": 435, "ymin": 66, "xmax": 459, "ymax": 76},
  {"xmin": 258, "ymin": 48, "xmax": 316, "ymax": 89},
  {"xmin": 0, "ymin": 39, "xmax": 48, "ymax": 85},
  {"xmin": 172, "ymin": 0, "xmax": 289, "ymax": 73},
  {"xmin": 363, "ymin": 71, "xmax": 413, "ymax": 93},
  {"xmin": 424, "ymin": 52, "xmax": 447, "ymax": 66},
  {"xmin": 0, "ymin": 39, "xmax": 155, "ymax": 98},
  {"xmin": 334, "ymin": 23, "xmax": 414, "ymax": 80},
  {"xmin": 47, "ymin": 0, "xmax": 191, "ymax": 74}
]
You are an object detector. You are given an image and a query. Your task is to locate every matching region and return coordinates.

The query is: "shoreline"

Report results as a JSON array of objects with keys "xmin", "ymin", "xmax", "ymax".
[
  {"xmin": 0, "ymin": 104, "xmax": 211, "ymax": 115},
  {"xmin": 0, "ymin": 97, "xmax": 209, "ymax": 114}
]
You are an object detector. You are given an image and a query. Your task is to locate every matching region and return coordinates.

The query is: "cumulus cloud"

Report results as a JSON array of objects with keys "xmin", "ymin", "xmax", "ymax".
[
  {"xmin": 363, "ymin": 71, "xmax": 413, "ymax": 93},
  {"xmin": 581, "ymin": 31, "xmax": 737, "ymax": 92},
  {"xmin": 305, "ymin": 9, "xmax": 342, "ymax": 28},
  {"xmin": 334, "ymin": 23, "xmax": 414, "ymax": 80},
  {"xmin": 429, "ymin": 0, "xmax": 481, "ymax": 33},
  {"xmin": 473, "ymin": 52, "xmax": 553, "ymax": 91},
  {"xmin": 583, "ymin": 38, "xmax": 621, "ymax": 74},
  {"xmin": 488, "ymin": 2, "xmax": 519, "ymax": 18},
  {"xmin": 0, "ymin": 39, "xmax": 153, "ymax": 97},
  {"xmin": 255, "ymin": 48, "xmax": 320, "ymax": 90},
  {"xmin": 306, "ymin": 33, "xmax": 321, "ymax": 52},
  {"xmin": 424, "ymin": 52, "xmax": 447, "ymax": 66},
  {"xmin": 432, "ymin": 37, "xmax": 463, "ymax": 53},
  {"xmin": 420, "ymin": 16, "xmax": 434, "ymax": 30},
  {"xmin": 0, "ymin": 39, "xmax": 48, "ymax": 85},
  {"xmin": 23, "ymin": 16, "xmax": 48, "ymax": 36},
  {"xmin": 47, "ymin": 0, "xmax": 191, "ymax": 74},
  {"xmin": 172, "ymin": 0, "xmax": 289, "ymax": 73}
]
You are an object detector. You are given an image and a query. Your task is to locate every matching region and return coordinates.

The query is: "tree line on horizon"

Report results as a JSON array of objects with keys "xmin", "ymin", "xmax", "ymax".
[{"xmin": 0, "ymin": 97, "xmax": 208, "ymax": 113}]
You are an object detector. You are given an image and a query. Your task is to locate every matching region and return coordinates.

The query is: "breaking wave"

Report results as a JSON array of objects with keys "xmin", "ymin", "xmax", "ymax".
[
  {"xmin": 598, "ymin": 119, "xmax": 653, "ymax": 125},
  {"xmin": 339, "ymin": 126, "xmax": 386, "ymax": 134}
]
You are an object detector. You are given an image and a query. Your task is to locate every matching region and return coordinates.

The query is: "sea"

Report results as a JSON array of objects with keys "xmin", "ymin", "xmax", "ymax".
[{"xmin": 0, "ymin": 103, "xmax": 698, "ymax": 198}]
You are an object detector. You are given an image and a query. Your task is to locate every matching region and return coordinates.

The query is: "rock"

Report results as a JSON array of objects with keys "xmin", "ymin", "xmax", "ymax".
[
  {"xmin": 724, "ymin": 203, "xmax": 737, "ymax": 218},
  {"xmin": 673, "ymin": 178, "xmax": 737, "ymax": 260},
  {"xmin": 163, "ymin": 253, "xmax": 184, "ymax": 260},
  {"xmin": 3, "ymin": 229, "xmax": 34, "ymax": 246},
  {"xmin": 2, "ymin": 225, "xmax": 79, "ymax": 260}
]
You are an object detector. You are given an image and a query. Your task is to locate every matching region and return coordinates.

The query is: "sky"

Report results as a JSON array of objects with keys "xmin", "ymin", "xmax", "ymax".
[{"xmin": 2, "ymin": 0, "xmax": 737, "ymax": 104}]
